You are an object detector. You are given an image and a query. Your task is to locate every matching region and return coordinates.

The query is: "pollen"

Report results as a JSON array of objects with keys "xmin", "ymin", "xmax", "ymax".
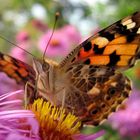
[{"xmin": 29, "ymin": 98, "xmax": 81, "ymax": 140}]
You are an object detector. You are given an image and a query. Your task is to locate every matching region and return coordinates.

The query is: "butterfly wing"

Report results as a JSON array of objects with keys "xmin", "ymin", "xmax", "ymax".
[
  {"xmin": 0, "ymin": 52, "xmax": 36, "ymax": 103},
  {"xmin": 63, "ymin": 64, "xmax": 131, "ymax": 126},
  {"xmin": 60, "ymin": 11, "xmax": 140, "ymax": 69},
  {"xmin": 0, "ymin": 52, "xmax": 35, "ymax": 84},
  {"xmin": 58, "ymin": 11, "xmax": 140, "ymax": 125}
]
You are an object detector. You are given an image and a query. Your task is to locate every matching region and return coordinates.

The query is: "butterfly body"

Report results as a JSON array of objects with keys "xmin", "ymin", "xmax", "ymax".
[{"xmin": 0, "ymin": 11, "xmax": 140, "ymax": 126}]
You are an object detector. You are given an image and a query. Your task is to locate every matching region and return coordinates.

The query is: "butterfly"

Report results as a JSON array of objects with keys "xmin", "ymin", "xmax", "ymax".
[{"xmin": 0, "ymin": 11, "xmax": 140, "ymax": 126}]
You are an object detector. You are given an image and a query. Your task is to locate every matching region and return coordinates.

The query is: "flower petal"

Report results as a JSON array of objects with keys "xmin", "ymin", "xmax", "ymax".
[{"xmin": 74, "ymin": 130, "xmax": 105, "ymax": 140}]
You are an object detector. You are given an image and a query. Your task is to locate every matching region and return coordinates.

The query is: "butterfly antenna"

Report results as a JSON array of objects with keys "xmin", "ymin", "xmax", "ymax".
[
  {"xmin": 0, "ymin": 34, "xmax": 35, "ymax": 57},
  {"xmin": 42, "ymin": 12, "xmax": 60, "ymax": 62}
]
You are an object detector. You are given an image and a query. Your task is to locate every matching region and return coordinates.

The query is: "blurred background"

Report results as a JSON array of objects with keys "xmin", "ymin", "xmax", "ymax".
[{"xmin": 0, "ymin": 0, "xmax": 140, "ymax": 139}]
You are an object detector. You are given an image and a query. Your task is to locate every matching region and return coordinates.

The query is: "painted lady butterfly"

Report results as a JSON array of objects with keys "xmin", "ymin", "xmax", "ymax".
[{"xmin": 0, "ymin": 11, "xmax": 140, "ymax": 126}]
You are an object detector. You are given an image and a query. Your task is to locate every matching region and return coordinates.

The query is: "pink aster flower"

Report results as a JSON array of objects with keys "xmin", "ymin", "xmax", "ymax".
[
  {"xmin": 10, "ymin": 31, "xmax": 31, "ymax": 61},
  {"xmin": 10, "ymin": 47, "xmax": 29, "ymax": 62},
  {"xmin": 0, "ymin": 88, "xmax": 105, "ymax": 140},
  {"xmin": 29, "ymin": 98, "xmax": 105, "ymax": 140},
  {"xmin": 0, "ymin": 90, "xmax": 40, "ymax": 140},
  {"xmin": 16, "ymin": 31, "xmax": 30, "ymax": 43},
  {"xmin": 32, "ymin": 19, "xmax": 48, "ymax": 32},
  {"xmin": 38, "ymin": 29, "xmax": 70, "ymax": 57},
  {"xmin": 60, "ymin": 25, "xmax": 81, "ymax": 45},
  {"xmin": 0, "ymin": 73, "xmax": 22, "ymax": 96},
  {"xmin": 0, "ymin": 70, "xmax": 105, "ymax": 140},
  {"xmin": 109, "ymin": 88, "xmax": 140, "ymax": 138},
  {"xmin": 127, "ymin": 88, "xmax": 140, "ymax": 103},
  {"xmin": 38, "ymin": 25, "xmax": 81, "ymax": 58}
]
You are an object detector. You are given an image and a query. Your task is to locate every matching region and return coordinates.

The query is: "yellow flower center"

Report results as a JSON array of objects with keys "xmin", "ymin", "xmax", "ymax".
[{"xmin": 29, "ymin": 98, "xmax": 81, "ymax": 140}]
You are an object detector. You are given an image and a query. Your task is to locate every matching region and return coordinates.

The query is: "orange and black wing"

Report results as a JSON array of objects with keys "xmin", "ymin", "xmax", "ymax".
[
  {"xmin": 59, "ymin": 11, "xmax": 140, "ymax": 126},
  {"xmin": 60, "ymin": 11, "xmax": 140, "ymax": 69},
  {"xmin": 0, "ymin": 52, "xmax": 35, "ymax": 84}
]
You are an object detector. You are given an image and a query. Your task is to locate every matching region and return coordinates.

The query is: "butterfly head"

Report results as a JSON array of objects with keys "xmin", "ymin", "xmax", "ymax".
[
  {"xmin": 32, "ymin": 58, "xmax": 58, "ymax": 74},
  {"xmin": 32, "ymin": 58, "xmax": 58, "ymax": 103}
]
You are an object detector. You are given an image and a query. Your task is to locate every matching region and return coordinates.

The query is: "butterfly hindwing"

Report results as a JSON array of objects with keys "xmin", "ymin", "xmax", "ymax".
[{"xmin": 63, "ymin": 63, "xmax": 131, "ymax": 125}]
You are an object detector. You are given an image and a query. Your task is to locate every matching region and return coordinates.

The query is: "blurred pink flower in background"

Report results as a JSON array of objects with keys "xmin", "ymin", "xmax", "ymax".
[
  {"xmin": 32, "ymin": 19, "xmax": 48, "ymax": 32},
  {"xmin": 38, "ymin": 30, "xmax": 69, "ymax": 57},
  {"xmin": 127, "ymin": 88, "xmax": 140, "ymax": 103},
  {"xmin": 10, "ymin": 48, "xmax": 29, "ymax": 62},
  {"xmin": 109, "ymin": 88, "xmax": 140, "ymax": 138},
  {"xmin": 38, "ymin": 25, "xmax": 81, "ymax": 58},
  {"xmin": 60, "ymin": 25, "xmax": 81, "ymax": 45},
  {"xmin": 10, "ymin": 31, "xmax": 31, "ymax": 62},
  {"xmin": 16, "ymin": 31, "xmax": 30, "ymax": 43}
]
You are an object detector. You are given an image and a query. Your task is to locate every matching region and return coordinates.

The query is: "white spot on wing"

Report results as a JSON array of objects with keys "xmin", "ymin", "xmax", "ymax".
[
  {"xmin": 122, "ymin": 19, "xmax": 133, "ymax": 26},
  {"xmin": 137, "ymin": 28, "xmax": 140, "ymax": 34},
  {"xmin": 94, "ymin": 37, "xmax": 109, "ymax": 48},
  {"xmin": 95, "ymin": 69, "xmax": 106, "ymax": 76},
  {"xmin": 88, "ymin": 87, "xmax": 100, "ymax": 95},
  {"xmin": 127, "ymin": 22, "xmax": 136, "ymax": 29},
  {"xmin": 111, "ymin": 82, "xmax": 117, "ymax": 87},
  {"xmin": 4, "ymin": 55, "xmax": 12, "ymax": 63}
]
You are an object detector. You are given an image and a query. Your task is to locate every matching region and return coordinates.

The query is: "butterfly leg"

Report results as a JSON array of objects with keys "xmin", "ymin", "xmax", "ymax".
[
  {"xmin": 24, "ymin": 81, "xmax": 36, "ymax": 108},
  {"xmin": 24, "ymin": 73, "xmax": 42, "ymax": 108},
  {"xmin": 24, "ymin": 79, "xmax": 55, "ymax": 108},
  {"xmin": 24, "ymin": 80, "xmax": 47, "ymax": 108},
  {"xmin": 24, "ymin": 81, "xmax": 44, "ymax": 107},
  {"xmin": 62, "ymin": 89, "xmax": 66, "ymax": 109},
  {"xmin": 33, "ymin": 74, "xmax": 40, "ymax": 99}
]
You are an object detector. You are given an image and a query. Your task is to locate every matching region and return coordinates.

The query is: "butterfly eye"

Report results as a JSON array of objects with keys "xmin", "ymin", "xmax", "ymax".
[{"xmin": 42, "ymin": 62, "xmax": 49, "ymax": 71}]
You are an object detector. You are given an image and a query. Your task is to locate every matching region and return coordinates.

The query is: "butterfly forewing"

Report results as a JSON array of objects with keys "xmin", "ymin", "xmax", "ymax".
[
  {"xmin": 60, "ymin": 11, "xmax": 140, "ymax": 69},
  {"xmin": 0, "ymin": 52, "xmax": 35, "ymax": 84},
  {"xmin": 0, "ymin": 52, "xmax": 36, "ymax": 104}
]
